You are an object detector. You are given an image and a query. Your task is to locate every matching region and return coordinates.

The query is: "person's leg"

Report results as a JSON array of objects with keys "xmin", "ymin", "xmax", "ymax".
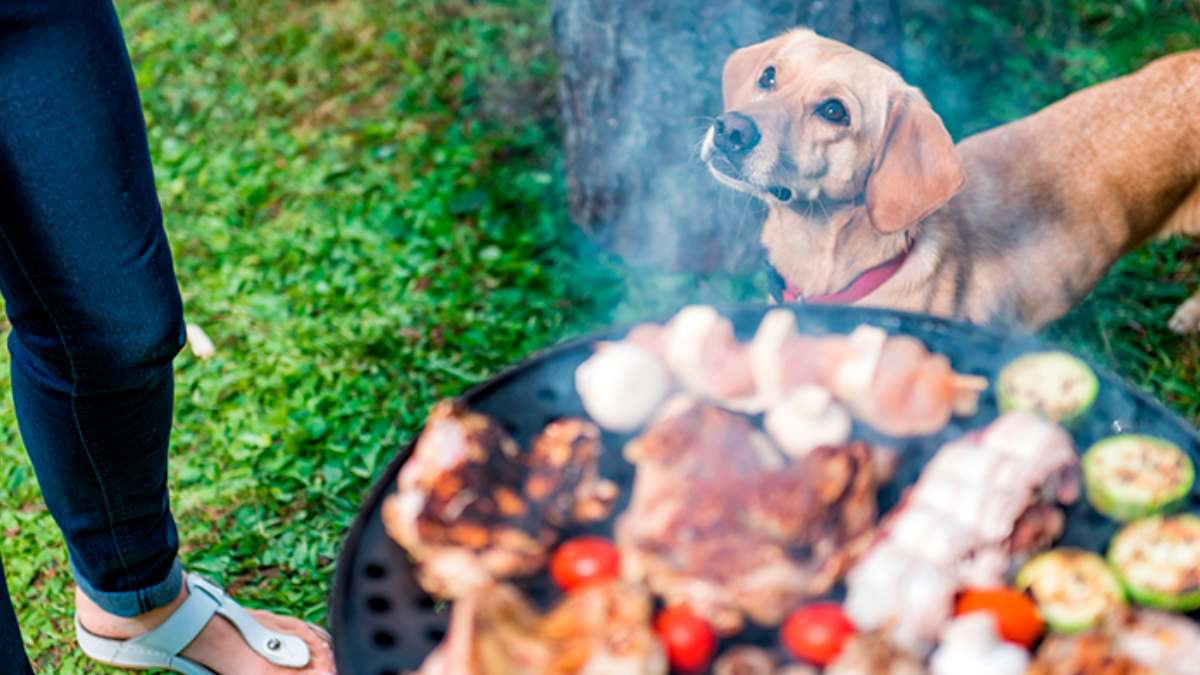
[
  {"xmin": 0, "ymin": 0, "xmax": 186, "ymax": 618},
  {"xmin": 0, "ymin": 2, "xmax": 332, "ymax": 672},
  {"xmin": 0, "ymin": 557, "xmax": 33, "ymax": 674}
]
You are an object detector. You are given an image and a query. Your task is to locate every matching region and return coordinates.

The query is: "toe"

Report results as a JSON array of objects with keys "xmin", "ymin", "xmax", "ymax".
[
  {"xmin": 1169, "ymin": 298, "xmax": 1200, "ymax": 334},
  {"xmin": 243, "ymin": 610, "xmax": 336, "ymax": 672},
  {"xmin": 307, "ymin": 623, "xmax": 332, "ymax": 644}
]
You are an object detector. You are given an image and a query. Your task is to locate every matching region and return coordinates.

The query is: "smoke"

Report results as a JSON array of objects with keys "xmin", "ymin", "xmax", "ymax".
[{"xmin": 552, "ymin": 0, "xmax": 811, "ymax": 277}]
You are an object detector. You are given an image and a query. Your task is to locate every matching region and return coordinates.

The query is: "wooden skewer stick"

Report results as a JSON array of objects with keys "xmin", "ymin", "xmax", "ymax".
[
  {"xmin": 951, "ymin": 374, "xmax": 990, "ymax": 392},
  {"xmin": 951, "ymin": 374, "xmax": 989, "ymax": 416}
]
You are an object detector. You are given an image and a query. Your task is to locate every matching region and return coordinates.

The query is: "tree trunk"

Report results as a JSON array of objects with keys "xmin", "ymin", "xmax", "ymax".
[{"xmin": 552, "ymin": 0, "xmax": 902, "ymax": 271}]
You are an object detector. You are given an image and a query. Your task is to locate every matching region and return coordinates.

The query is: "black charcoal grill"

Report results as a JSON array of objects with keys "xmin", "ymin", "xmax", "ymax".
[{"xmin": 330, "ymin": 304, "xmax": 1200, "ymax": 675}]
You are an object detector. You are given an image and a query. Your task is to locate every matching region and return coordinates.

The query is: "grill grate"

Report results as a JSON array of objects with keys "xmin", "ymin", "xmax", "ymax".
[{"xmin": 330, "ymin": 305, "xmax": 1200, "ymax": 675}]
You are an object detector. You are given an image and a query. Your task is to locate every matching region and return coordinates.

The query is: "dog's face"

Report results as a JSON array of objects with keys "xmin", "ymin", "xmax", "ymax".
[{"xmin": 701, "ymin": 30, "xmax": 963, "ymax": 295}]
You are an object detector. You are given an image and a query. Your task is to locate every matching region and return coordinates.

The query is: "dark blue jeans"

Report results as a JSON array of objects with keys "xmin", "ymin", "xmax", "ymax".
[{"xmin": 0, "ymin": 0, "xmax": 186, "ymax": 669}]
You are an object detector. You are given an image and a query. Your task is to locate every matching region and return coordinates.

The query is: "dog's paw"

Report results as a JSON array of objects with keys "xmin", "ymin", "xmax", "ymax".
[{"xmin": 1168, "ymin": 296, "xmax": 1200, "ymax": 334}]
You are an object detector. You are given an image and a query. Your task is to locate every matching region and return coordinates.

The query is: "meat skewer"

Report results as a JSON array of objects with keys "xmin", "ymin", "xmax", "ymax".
[
  {"xmin": 575, "ymin": 306, "xmax": 986, "ymax": 438},
  {"xmin": 758, "ymin": 311, "xmax": 987, "ymax": 436},
  {"xmin": 842, "ymin": 411, "xmax": 1079, "ymax": 654}
]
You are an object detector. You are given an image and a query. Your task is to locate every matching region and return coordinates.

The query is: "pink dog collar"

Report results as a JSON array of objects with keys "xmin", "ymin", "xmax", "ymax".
[{"xmin": 781, "ymin": 247, "xmax": 910, "ymax": 305}]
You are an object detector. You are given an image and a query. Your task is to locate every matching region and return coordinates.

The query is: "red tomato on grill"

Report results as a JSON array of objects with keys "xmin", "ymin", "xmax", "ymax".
[
  {"xmin": 955, "ymin": 587, "xmax": 1044, "ymax": 648},
  {"xmin": 781, "ymin": 602, "xmax": 856, "ymax": 666},
  {"xmin": 654, "ymin": 605, "xmax": 717, "ymax": 673},
  {"xmin": 549, "ymin": 536, "xmax": 620, "ymax": 591}
]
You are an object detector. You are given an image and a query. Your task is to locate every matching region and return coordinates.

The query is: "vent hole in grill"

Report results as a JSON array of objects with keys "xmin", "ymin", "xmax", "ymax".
[
  {"xmin": 416, "ymin": 594, "xmax": 437, "ymax": 610},
  {"xmin": 366, "ymin": 595, "xmax": 391, "ymax": 613},
  {"xmin": 372, "ymin": 630, "xmax": 397, "ymax": 648},
  {"xmin": 364, "ymin": 562, "xmax": 387, "ymax": 579},
  {"xmin": 426, "ymin": 627, "xmax": 446, "ymax": 643}
]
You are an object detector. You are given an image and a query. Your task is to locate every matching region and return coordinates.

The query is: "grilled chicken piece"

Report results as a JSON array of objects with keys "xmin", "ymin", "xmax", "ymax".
[
  {"xmin": 1028, "ymin": 633, "xmax": 1153, "ymax": 675},
  {"xmin": 617, "ymin": 398, "xmax": 878, "ymax": 634},
  {"xmin": 382, "ymin": 401, "xmax": 617, "ymax": 598},
  {"xmin": 712, "ymin": 647, "xmax": 818, "ymax": 675},
  {"xmin": 416, "ymin": 581, "xmax": 667, "ymax": 675},
  {"xmin": 844, "ymin": 412, "xmax": 1079, "ymax": 653},
  {"xmin": 1112, "ymin": 609, "xmax": 1200, "ymax": 675},
  {"xmin": 1027, "ymin": 609, "xmax": 1200, "ymax": 675},
  {"xmin": 524, "ymin": 417, "xmax": 620, "ymax": 523},
  {"xmin": 824, "ymin": 633, "xmax": 927, "ymax": 675}
]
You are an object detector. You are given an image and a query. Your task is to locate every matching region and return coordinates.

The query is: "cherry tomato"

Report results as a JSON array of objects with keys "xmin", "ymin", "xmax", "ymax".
[
  {"xmin": 781, "ymin": 602, "xmax": 856, "ymax": 666},
  {"xmin": 654, "ymin": 605, "xmax": 717, "ymax": 673},
  {"xmin": 549, "ymin": 536, "xmax": 620, "ymax": 591},
  {"xmin": 955, "ymin": 587, "xmax": 1044, "ymax": 648}
]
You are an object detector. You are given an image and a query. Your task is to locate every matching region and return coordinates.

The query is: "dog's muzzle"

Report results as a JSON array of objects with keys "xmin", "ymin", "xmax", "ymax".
[{"xmin": 711, "ymin": 112, "xmax": 760, "ymax": 158}]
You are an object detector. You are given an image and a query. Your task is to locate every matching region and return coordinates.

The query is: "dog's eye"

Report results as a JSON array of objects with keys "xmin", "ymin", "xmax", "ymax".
[
  {"xmin": 757, "ymin": 66, "xmax": 776, "ymax": 91},
  {"xmin": 816, "ymin": 99, "xmax": 849, "ymax": 125}
]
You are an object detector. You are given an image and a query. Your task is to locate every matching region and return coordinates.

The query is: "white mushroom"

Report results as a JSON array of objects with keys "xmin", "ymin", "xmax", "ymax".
[
  {"xmin": 662, "ymin": 305, "xmax": 761, "ymax": 412},
  {"xmin": 764, "ymin": 385, "xmax": 852, "ymax": 458},
  {"xmin": 831, "ymin": 325, "xmax": 887, "ymax": 405},
  {"xmin": 748, "ymin": 309, "xmax": 798, "ymax": 405},
  {"xmin": 575, "ymin": 342, "xmax": 672, "ymax": 433},
  {"xmin": 663, "ymin": 305, "xmax": 723, "ymax": 394},
  {"xmin": 929, "ymin": 614, "xmax": 1029, "ymax": 675}
]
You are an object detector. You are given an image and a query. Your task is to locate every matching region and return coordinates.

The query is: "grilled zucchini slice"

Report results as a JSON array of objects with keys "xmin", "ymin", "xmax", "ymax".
[
  {"xmin": 996, "ymin": 351, "xmax": 1098, "ymax": 425},
  {"xmin": 1016, "ymin": 548, "xmax": 1125, "ymax": 633},
  {"xmin": 1109, "ymin": 514, "xmax": 1200, "ymax": 612},
  {"xmin": 1083, "ymin": 434, "xmax": 1194, "ymax": 522}
]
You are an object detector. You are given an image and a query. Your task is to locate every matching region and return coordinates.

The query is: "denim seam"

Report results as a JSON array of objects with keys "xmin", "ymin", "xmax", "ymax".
[{"xmin": 0, "ymin": 227, "xmax": 136, "ymax": 589}]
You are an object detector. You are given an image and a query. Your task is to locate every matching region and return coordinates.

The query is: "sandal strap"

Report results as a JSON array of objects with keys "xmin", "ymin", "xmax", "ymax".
[
  {"xmin": 126, "ymin": 580, "xmax": 219, "ymax": 658},
  {"xmin": 188, "ymin": 574, "xmax": 310, "ymax": 668}
]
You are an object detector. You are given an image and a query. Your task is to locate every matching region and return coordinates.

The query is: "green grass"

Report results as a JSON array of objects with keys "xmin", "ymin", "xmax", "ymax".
[
  {"xmin": 0, "ymin": 0, "xmax": 1196, "ymax": 671},
  {"xmin": 1, "ymin": 1, "xmax": 613, "ymax": 670}
]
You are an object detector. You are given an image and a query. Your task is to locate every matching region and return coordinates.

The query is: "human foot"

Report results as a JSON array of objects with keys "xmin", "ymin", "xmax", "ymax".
[{"xmin": 75, "ymin": 576, "xmax": 335, "ymax": 675}]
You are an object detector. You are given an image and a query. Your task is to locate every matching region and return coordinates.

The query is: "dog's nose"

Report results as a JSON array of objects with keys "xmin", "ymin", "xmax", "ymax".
[{"xmin": 713, "ymin": 112, "xmax": 760, "ymax": 156}]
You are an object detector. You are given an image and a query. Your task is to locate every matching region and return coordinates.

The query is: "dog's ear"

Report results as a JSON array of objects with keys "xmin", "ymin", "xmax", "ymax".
[{"xmin": 865, "ymin": 91, "xmax": 964, "ymax": 234}]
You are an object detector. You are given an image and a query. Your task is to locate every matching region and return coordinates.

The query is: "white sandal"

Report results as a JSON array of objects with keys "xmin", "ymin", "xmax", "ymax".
[{"xmin": 75, "ymin": 574, "xmax": 317, "ymax": 674}]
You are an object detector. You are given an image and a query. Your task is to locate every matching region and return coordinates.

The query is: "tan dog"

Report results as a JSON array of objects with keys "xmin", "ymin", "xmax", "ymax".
[{"xmin": 701, "ymin": 28, "xmax": 1200, "ymax": 331}]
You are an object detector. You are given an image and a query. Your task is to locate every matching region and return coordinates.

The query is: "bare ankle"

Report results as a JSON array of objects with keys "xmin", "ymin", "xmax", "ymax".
[{"xmin": 75, "ymin": 584, "xmax": 188, "ymax": 639}]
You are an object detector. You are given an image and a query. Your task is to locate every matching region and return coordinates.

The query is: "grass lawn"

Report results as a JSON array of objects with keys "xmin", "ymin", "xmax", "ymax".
[{"xmin": 0, "ymin": 0, "xmax": 1195, "ymax": 671}]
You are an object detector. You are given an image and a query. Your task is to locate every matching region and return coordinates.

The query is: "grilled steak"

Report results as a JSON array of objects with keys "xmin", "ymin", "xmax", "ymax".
[{"xmin": 616, "ymin": 398, "xmax": 878, "ymax": 634}]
